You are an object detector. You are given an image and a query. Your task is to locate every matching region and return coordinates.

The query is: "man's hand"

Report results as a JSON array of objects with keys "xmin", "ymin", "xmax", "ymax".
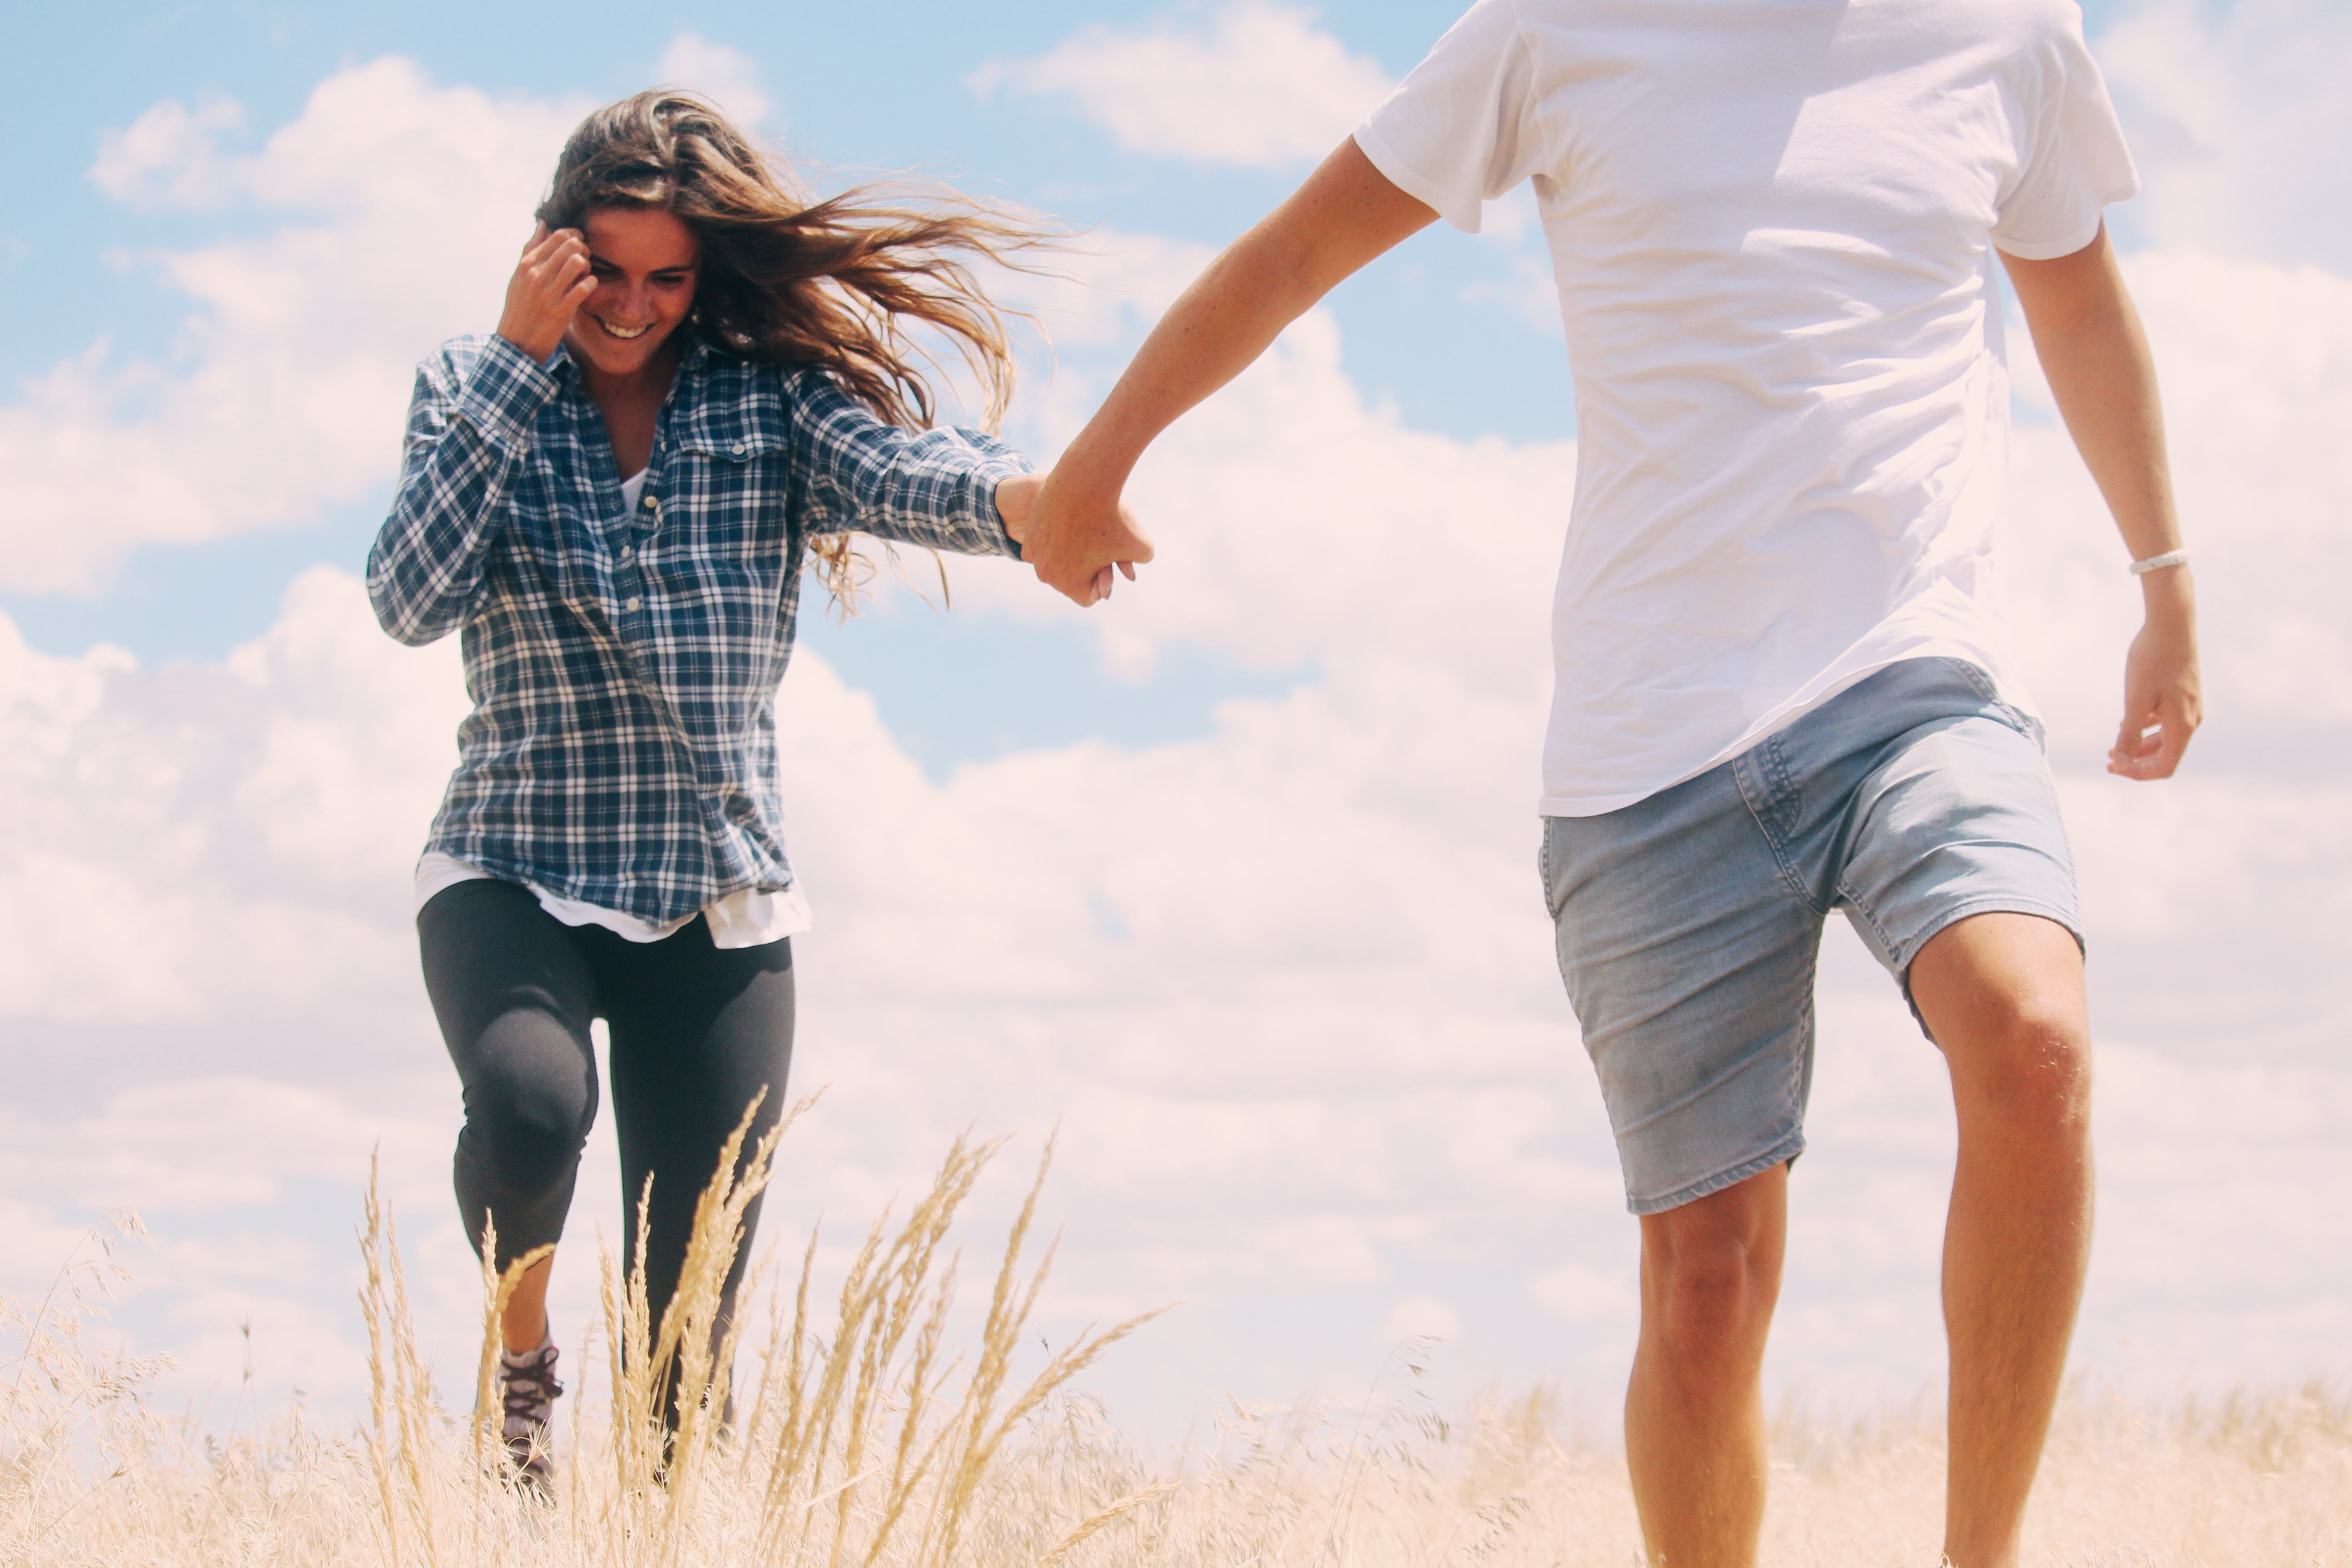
[
  {"xmin": 2004, "ymin": 226, "xmax": 2201, "ymax": 782},
  {"xmin": 496, "ymin": 222, "xmax": 594, "ymax": 364},
  {"xmin": 2109, "ymin": 573, "xmax": 2200, "ymax": 779},
  {"xmin": 1013, "ymin": 464, "xmax": 1151, "ymax": 605}
]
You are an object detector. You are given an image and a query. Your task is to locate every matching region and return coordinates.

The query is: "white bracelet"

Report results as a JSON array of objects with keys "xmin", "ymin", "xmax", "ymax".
[{"xmin": 2128, "ymin": 549, "xmax": 2189, "ymax": 575}]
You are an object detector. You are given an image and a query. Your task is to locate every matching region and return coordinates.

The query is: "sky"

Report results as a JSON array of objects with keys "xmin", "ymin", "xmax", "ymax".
[{"xmin": 2, "ymin": 0, "xmax": 2348, "ymax": 1446}]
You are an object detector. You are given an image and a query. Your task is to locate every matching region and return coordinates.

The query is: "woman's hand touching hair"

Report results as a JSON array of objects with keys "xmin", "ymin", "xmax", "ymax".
[{"xmin": 497, "ymin": 223, "xmax": 596, "ymax": 364}]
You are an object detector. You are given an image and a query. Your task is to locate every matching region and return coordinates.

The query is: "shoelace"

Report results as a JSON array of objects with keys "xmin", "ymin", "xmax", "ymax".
[{"xmin": 500, "ymin": 1344, "xmax": 563, "ymax": 1436}]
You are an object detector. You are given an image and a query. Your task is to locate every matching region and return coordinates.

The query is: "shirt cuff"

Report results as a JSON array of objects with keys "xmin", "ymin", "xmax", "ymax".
[
  {"xmin": 962, "ymin": 442, "xmax": 1034, "ymax": 561},
  {"xmin": 457, "ymin": 335, "xmax": 563, "ymax": 451}
]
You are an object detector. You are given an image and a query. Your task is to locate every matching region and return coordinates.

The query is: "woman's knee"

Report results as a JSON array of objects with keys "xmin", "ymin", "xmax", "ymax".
[{"xmin": 460, "ymin": 1017, "xmax": 598, "ymax": 1188}]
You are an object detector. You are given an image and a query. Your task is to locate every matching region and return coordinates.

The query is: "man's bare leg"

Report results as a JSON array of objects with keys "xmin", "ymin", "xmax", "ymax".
[
  {"xmin": 1909, "ymin": 911, "xmax": 2094, "ymax": 1568},
  {"xmin": 1625, "ymin": 1162, "xmax": 1788, "ymax": 1568}
]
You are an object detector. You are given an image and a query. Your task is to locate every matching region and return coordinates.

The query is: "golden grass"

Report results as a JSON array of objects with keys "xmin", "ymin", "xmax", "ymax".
[{"xmin": 4, "ymin": 1119, "xmax": 2348, "ymax": 1567}]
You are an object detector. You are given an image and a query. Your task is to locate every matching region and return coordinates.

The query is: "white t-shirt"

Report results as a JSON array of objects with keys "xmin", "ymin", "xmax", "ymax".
[
  {"xmin": 1355, "ymin": 0, "xmax": 2138, "ymax": 815},
  {"xmin": 413, "ymin": 851, "xmax": 813, "ymax": 948}
]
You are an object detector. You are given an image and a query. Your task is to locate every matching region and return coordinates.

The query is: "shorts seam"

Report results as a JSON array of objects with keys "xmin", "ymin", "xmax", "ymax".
[
  {"xmin": 1948, "ymin": 657, "xmax": 2000, "ymax": 703},
  {"xmin": 1732, "ymin": 749, "xmax": 1828, "ymax": 916},
  {"xmin": 1833, "ymin": 874, "xmax": 1902, "ymax": 968}
]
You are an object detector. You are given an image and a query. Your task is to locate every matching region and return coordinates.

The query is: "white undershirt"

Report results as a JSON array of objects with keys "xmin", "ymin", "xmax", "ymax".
[
  {"xmin": 412, "ymin": 853, "xmax": 812, "ymax": 949},
  {"xmin": 407, "ymin": 463, "xmax": 813, "ymax": 950}
]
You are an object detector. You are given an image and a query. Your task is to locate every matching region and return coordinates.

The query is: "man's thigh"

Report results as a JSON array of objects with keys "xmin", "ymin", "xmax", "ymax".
[
  {"xmin": 1830, "ymin": 692, "xmax": 2083, "ymax": 1030},
  {"xmin": 1543, "ymin": 764, "xmax": 1824, "ymax": 1216},
  {"xmin": 1910, "ymin": 911, "xmax": 2089, "ymax": 1058}
]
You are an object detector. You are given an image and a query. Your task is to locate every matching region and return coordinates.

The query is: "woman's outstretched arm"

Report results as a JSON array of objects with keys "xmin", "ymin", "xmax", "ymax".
[
  {"xmin": 1019, "ymin": 139, "xmax": 1437, "ymax": 606},
  {"xmin": 792, "ymin": 373, "xmax": 1038, "ymax": 562}
]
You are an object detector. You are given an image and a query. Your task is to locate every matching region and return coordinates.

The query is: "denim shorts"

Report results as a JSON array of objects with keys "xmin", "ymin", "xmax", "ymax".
[{"xmin": 1539, "ymin": 657, "xmax": 2082, "ymax": 1215}]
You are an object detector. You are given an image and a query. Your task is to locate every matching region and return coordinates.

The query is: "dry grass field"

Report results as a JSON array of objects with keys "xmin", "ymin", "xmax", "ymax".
[{"xmin": 5, "ymin": 1112, "xmax": 2348, "ymax": 1567}]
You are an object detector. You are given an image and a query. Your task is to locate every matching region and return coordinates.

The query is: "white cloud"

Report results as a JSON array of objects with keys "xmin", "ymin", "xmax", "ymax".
[
  {"xmin": 971, "ymin": 2, "xmax": 1393, "ymax": 167},
  {"xmin": 1381, "ymin": 1296, "xmax": 1461, "ymax": 1343},
  {"xmin": 14, "ymin": 36, "xmax": 777, "ymax": 599},
  {"xmin": 652, "ymin": 32, "xmax": 772, "ymax": 128},
  {"xmin": 1528, "ymin": 1265, "xmax": 1633, "ymax": 1327},
  {"xmin": 0, "ymin": 568, "xmax": 464, "ymax": 1028},
  {"xmin": 0, "ymin": 60, "xmax": 580, "ymax": 595},
  {"xmin": 91, "ymin": 96, "xmax": 247, "ymax": 209},
  {"xmin": 2100, "ymin": 0, "xmax": 2352, "ymax": 274}
]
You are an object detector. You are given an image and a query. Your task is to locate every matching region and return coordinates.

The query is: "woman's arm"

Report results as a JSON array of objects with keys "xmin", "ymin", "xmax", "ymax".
[
  {"xmin": 1019, "ymin": 139, "xmax": 1437, "ymax": 605},
  {"xmin": 366, "ymin": 339, "xmax": 561, "ymax": 646},
  {"xmin": 792, "ymin": 374, "xmax": 1040, "ymax": 561},
  {"xmin": 368, "ymin": 227, "xmax": 588, "ymax": 646},
  {"xmin": 2002, "ymin": 223, "xmax": 2200, "ymax": 780}
]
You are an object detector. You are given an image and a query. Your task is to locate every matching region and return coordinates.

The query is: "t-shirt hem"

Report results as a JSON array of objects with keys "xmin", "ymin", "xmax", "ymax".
[
  {"xmin": 1352, "ymin": 124, "xmax": 1481, "ymax": 234},
  {"xmin": 1536, "ymin": 651, "xmax": 2025, "ymax": 819},
  {"xmin": 1992, "ymin": 181, "xmax": 2139, "ymax": 260}
]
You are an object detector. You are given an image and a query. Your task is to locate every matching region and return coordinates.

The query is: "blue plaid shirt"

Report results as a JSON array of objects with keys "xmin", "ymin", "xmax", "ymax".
[{"xmin": 369, "ymin": 333, "xmax": 1029, "ymax": 924}]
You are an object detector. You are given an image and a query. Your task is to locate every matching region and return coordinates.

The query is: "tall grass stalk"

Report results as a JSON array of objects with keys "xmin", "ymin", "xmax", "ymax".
[{"xmin": 8, "ymin": 1122, "xmax": 2349, "ymax": 1566}]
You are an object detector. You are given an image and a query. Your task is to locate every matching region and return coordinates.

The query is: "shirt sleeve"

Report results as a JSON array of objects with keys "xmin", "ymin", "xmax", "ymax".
[
  {"xmin": 366, "ymin": 335, "xmax": 559, "ymax": 647},
  {"xmin": 789, "ymin": 372, "xmax": 1032, "ymax": 559},
  {"xmin": 1353, "ymin": 0, "xmax": 1544, "ymax": 235},
  {"xmin": 1991, "ymin": 9, "xmax": 2140, "ymax": 260}
]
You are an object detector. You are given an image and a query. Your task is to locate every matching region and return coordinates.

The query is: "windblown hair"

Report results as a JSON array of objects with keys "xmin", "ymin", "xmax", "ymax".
[{"xmin": 537, "ymin": 91, "xmax": 1050, "ymax": 606}]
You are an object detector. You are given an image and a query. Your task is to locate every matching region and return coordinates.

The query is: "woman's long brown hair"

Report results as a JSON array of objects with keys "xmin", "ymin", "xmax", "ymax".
[{"xmin": 537, "ymin": 90, "xmax": 1050, "ymax": 605}]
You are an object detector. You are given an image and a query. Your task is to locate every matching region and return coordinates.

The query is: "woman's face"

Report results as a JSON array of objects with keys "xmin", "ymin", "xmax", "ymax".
[{"xmin": 564, "ymin": 206, "xmax": 700, "ymax": 377}]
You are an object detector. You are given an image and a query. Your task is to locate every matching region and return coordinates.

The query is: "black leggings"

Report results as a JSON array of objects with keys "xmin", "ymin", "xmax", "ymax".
[{"xmin": 417, "ymin": 878, "xmax": 795, "ymax": 1349}]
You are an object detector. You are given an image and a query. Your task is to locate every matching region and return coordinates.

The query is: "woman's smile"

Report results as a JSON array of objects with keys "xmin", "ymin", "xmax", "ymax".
[{"xmin": 564, "ymin": 206, "xmax": 701, "ymax": 377}]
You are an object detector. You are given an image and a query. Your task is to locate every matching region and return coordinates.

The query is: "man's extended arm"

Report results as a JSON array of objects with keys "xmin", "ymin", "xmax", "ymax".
[
  {"xmin": 1021, "ymin": 139, "xmax": 1438, "ymax": 605},
  {"xmin": 2002, "ymin": 225, "xmax": 2200, "ymax": 780}
]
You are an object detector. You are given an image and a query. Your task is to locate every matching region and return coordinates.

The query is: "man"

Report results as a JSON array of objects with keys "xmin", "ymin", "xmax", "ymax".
[{"xmin": 1019, "ymin": 3, "xmax": 2197, "ymax": 1564}]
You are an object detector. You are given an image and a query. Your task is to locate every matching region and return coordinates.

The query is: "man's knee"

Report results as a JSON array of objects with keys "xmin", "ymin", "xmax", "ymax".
[
  {"xmin": 1953, "ymin": 997, "xmax": 2092, "ymax": 1130},
  {"xmin": 1912, "ymin": 913, "xmax": 2091, "ymax": 1125},
  {"xmin": 1639, "ymin": 1170, "xmax": 1787, "ymax": 1352}
]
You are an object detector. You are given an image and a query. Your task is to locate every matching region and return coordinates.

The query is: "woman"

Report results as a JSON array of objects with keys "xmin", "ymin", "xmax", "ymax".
[{"xmin": 368, "ymin": 92, "xmax": 1107, "ymax": 1486}]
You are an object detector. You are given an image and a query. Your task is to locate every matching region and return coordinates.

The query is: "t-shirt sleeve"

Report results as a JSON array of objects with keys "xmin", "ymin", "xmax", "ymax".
[
  {"xmin": 1991, "ymin": 10, "xmax": 2140, "ymax": 260},
  {"xmin": 1353, "ymin": 0, "xmax": 1543, "ymax": 235}
]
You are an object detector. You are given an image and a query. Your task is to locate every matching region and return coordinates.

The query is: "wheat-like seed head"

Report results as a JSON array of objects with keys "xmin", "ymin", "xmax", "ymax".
[{"xmin": 13, "ymin": 1118, "xmax": 2351, "ymax": 1567}]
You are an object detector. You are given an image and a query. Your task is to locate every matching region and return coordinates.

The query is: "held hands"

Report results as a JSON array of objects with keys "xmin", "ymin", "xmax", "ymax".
[
  {"xmin": 496, "ymin": 223, "xmax": 594, "ymax": 364},
  {"xmin": 2109, "ymin": 573, "xmax": 2201, "ymax": 780},
  {"xmin": 995, "ymin": 471, "xmax": 1134, "ymax": 602},
  {"xmin": 1004, "ymin": 463, "xmax": 1153, "ymax": 607}
]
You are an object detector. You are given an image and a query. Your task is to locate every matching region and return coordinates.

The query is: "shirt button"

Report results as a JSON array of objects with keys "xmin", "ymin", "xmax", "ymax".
[
  {"xmin": 731, "ymin": 441, "xmax": 745, "ymax": 456},
  {"xmin": 645, "ymin": 495, "xmax": 660, "ymax": 512},
  {"xmin": 618, "ymin": 545, "xmax": 633, "ymax": 561},
  {"xmin": 624, "ymin": 596, "xmax": 643, "ymax": 612}
]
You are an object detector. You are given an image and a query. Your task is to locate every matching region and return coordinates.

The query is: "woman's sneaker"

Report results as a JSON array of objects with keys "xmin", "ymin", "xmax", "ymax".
[{"xmin": 498, "ymin": 1337, "xmax": 564, "ymax": 1494}]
